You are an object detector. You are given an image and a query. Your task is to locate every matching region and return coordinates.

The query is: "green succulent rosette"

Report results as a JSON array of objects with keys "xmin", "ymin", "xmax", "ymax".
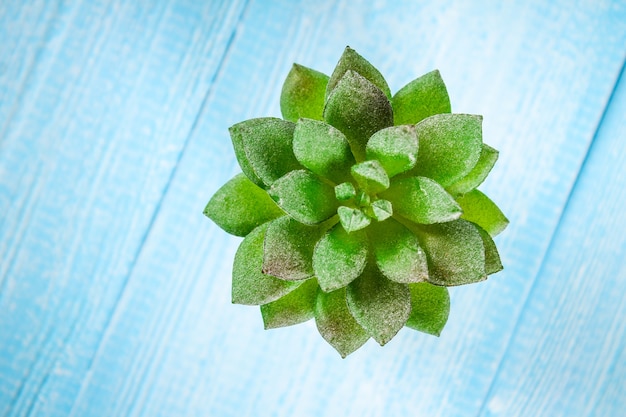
[{"xmin": 205, "ymin": 47, "xmax": 508, "ymax": 357}]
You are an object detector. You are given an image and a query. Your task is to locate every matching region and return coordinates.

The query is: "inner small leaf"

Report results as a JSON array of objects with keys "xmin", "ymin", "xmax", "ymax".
[
  {"xmin": 335, "ymin": 182, "xmax": 356, "ymax": 201},
  {"xmin": 365, "ymin": 125, "xmax": 418, "ymax": 178},
  {"xmin": 351, "ymin": 160, "xmax": 390, "ymax": 193},
  {"xmin": 370, "ymin": 199, "xmax": 392, "ymax": 221},
  {"xmin": 338, "ymin": 206, "xmax": 371, "ymax": 233}
]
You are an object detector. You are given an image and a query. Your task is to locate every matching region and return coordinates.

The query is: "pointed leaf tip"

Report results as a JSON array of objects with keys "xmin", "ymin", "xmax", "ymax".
[
  {"xmin": 406, "ymin": 282, "xmax": 450, "ymax": 336},
  {"xmin": 392, "ymin": 69, "xmax": 451, "ymax": 125},
  {"xmin": 326, "ymin": 46, "xmax": 391, "ymax": 100},
  {"xmin": 280, "ymin": 64, "xmax": 329, "ymax": 122}
]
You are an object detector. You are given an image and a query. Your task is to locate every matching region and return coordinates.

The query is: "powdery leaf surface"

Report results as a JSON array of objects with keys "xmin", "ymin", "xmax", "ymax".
[
  {"xmin": 365, "ymin": 125, "xmax": 418, "ymax": 178},
  {"xmin": 381, "ymin": 176, "xmax": 462, "ymax": 224},
  {"xmin": 346, "ymin": 265, "xmax": 411, "ymax": 345},
  {"xmin": 326, "ymin": 46, "xmax": 391, "ymax": 100},
  {"xmin": 475, "ymin": 224, "xmax": 504, "ymax": 275},
  {"xmin": 261, "ymin": 278, "xmax": 319, "ymax": 329},
  {"xmin": 392, "ymin": 69, "xmax": 451, "ymax": 125},
  {"xmin": 232, "ymin": 223, "xmax": 301, "ymax": 305},
  {"xmin": 406, "ymin": 282, "xmax": 450, "ymax": 336},
  {"xmin": 446, "ymin": 144, "xmax": 499, "ymax": 196},
  {"xmin": 292, "ymin": 118, "xmax": 355, "ymax": 184},
  {"xmin": 315, "ymin": 288, "xmax": 369, "ymax": 358},
  {"xmin": 457, "ymin": 189, "xmax": 509, "ymax": 237},
  {"xmin": 350, "ymin": 160, "xmax": 390, "ymax": 193},
  {"xmin": 411, "ymin": 113, "xmax": 483, "ymax": 187},
  {"xmin": 203, "ymin": 173, "xmax": 284, "ymax": 237},
  {"xmin": 280, "ymin": 64, "xmax": 329, "ymax": 122},
  {"xmin": 313, "ymin": 224, "xmax": 368, "ymax": 292},
  {"xmin": 323, "ymin": 70, "xmax": 393, "ymax": 161}
]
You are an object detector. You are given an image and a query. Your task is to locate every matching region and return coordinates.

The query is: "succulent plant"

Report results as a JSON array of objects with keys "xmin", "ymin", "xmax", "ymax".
[{"xmin": 204, "ymin": 47, "xmax": 508, "ymax": 357}]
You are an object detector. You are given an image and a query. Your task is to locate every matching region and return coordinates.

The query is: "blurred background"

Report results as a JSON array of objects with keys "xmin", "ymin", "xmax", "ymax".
[{"xmin": 1, "ymin": 1, "xmax": 625, "ymax": 416}]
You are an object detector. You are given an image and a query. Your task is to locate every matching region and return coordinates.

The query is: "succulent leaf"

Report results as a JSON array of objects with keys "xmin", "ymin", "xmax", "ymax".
[
  {"xmin": 380, "ymin": 176, "xmax": 462, "ymax": 224},
  {"xmin": 326, "ymin": 46, "xmax": 391, "ymax": 100},
  {"xmin": 315, "ymin": 288, "xmax": 369, "ymax": 358},
  {"xmin": 406, "ymin": 282, "xmax": 450, "ymax": 336},
  {"xmin": 292, "ymin": 118, "xmax": 355, "ymax": 184},
  {"xmin": 269, "ymin": 170, "xmax": 339, "ymax": 225},
  {"xmin": 410, "ymin": 113, "xmax": 483, "ymax": 187},
  {"xmin": 335, "ymin": 182, "xmax": 357, "ymax": 201},
  {"xmin": 368, "ymin": 218, "xmax": 428, "ymax": 284},
  {"xmin": 447, "ymin": 144, "xmax": 499, "ymax": 196},
  {"xmin": 416, "ymin": 219, "xmax": 486, "ymax": 286},
  {"xmin": 365, "ymin": 125, "xmax": 419, "ymax": 178},
  {"xmin": 232, "ymin": 223, "xmax": 301, "ymax": 305},
  {"xmin": 204, "ymin": 173, "xmax": 284, "ymax": 237},
  {"xmin": 350, "ymin": 160, "xmax": 390, "ymax": 193},
  {"xmin": 392, "ymin": 69, "xmax": 451, "ymax": 125},
  {"xmin": 456, "ymin": 189, "xmax": 509, "ymax": 237},
  {"xmin": 323, "ymin": 70, "xmax": 393, "ymax": 161},
  {"xmin": 370, "ymin": 199, "xmax": 393, "ymax": 221},
  {"xmin": 337, "ymin": 206, "xmax": 371, "ymax": 233},
  {"xmin": 280, "ymin": 64, "xmax": 329, "ymax": 122},
  {"xmin": 475, "ymin": 224, "xmax": 504, "ymax": 274},
  {"xmin": 313, "ymin": 224, "xmax": 368, "ymax": 292},
  {"xmin": 230, "ymin": 118, "xmax": 302, "ymax": 188},
  {"xmin": 346, "ymin": 264, "xmax": 412, "ymax": 345},
  {"xmin": 263, "ymin": 216, "xmax": 329, "ymax": 281},
  {"xmin": 261, "ymin": 278, "xmax": 319, "ymax": 329}
]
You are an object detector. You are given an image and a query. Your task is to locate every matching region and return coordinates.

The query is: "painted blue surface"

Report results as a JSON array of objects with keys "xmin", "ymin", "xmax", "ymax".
[{"xmin": 0, "ymin": 1, "xmax": 625, "ymax": 416}]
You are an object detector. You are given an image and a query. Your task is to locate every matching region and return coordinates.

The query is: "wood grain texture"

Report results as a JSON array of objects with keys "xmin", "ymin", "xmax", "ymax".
[{"xmin": 0, "ymin": 0, "xmax": 625, "ymax": 416}]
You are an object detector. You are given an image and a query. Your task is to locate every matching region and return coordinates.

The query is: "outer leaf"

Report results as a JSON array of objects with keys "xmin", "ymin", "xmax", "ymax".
[
  {"xmin": 392, "ymin": 70, "xmax": 451, "ymax": 125},
  {"xmin": 351, "ymin": 160, "xmax": 390, "ymax": 193},
  {"xmin": 337, "ymin": 206, "xmax": 371, "ymax": 233},
  {"xmin": 232, "ymin": 223, "xmax": 301, "ymax": 305},
  {"xmin": 415, "ymin": 219, "xmax": 486, "ymax": 286},
  {"xmin": 368, "ymin": 218, "xmax": 428, "ymax": 284},
  {"xmin": 346, "ymin": 264, "xmax": 411, "ymax": 346},
  {"xmin": 261, "ymin": 278, "xmax": 319, "ymax": 329},
  {"xmin": 315, "ymin": 288, "xmax": 369, "ymax": 358},
  {"xmin": 447, "ymin": 144, "xmax": 499, "ymax": 196},
  {"xmin": 280, "ymin": 64, "xmax": 329, "ymax": 122},
  {"xmin": 230, "ymin": 118, "xmax": 302, "ymax": 188},
  {"xmin": 410, "ymin": 114, "xmax": 483, "ymax": 187},
  {"xmin": 365, "ymin": 125, "xmax": 418, "ymax": 178},
  {"xmin": 406, "ymin": 282, "xmax": 450, "ymax": 336},
  {"xmin": 475, "ymin": 224, "xmax": 504, "ymax": 275},
  {"xmin": 263, "ymin": 216, "xmax": 329, "ymax": 281},
  {"xmin": 268, "ymin": 170, "xmax": 339, "ymax": 225},
  {"xmin": 204, "ymin": 173, "xmax": 284, "ymax": 237},
  {"xmin": 293, "ymin": 118, "xmax": 355, "ymax": 184},
  {"xmin": 323, "ymin": 70, "xmax": 393, "ymax": 161},
  {"xmin": 456, "ymin": 189, "xmax": 509, "ymax": 237},
  {"xmin": 380, "ymin": 176, "xmax": 462, "ymax": 224},
  {"xmin": 326, "ymin": 46, "xmax": 391, "ymax": 100},
  {"xmin": 313, "ymin": 224, "xmax": 368, "ymax": 292}
]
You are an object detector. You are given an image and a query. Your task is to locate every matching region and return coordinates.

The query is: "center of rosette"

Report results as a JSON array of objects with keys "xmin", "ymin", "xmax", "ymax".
[{"xmin": 334, "ymin": 160, "xmax": 393, "ymax": 233}]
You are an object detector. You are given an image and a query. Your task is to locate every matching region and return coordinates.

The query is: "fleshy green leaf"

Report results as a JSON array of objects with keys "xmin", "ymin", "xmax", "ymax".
[
  {"xmin": 204, "ymin": 173, "xmax": 284, "ymax": 237},
  {"xmin": 380, "ymin": 176, "xmax": 462, "ymax": 224},
  {"xmin": 335, "ymin": 182, "xmax": 356, "ymax": 201},
  {"xmin": 406, "ymin": 282, "xmax": 450, "ymax": 336},
  {"xmin": 475, "ymin": 224, "xmax": 504, "ymax": 275},
  {"xmin": 232, "ymin": 223, "xmax": 301, "ymax": 305},
  {"xmin": 337, "ymin": 206, "xmax": 371, "ymax": 233},
  {"xmin": 365, "ymin": 125, "xmax": 418, "ymax": 178},
  {"xmin": 351, "ymin": 160, "xmax": 390, "ymax": 193},
  {"xmin": 280, "ymin": 64, "xmax": 329, "ymax": 122},
  {"xmin": 323, "ymin": 70, "xmax": 393, "ymax": 161},
  {"xmin": 326, "ymin": 46, "xmax": 391, "ymax": 100},
  {"xmin": 292, "ymin": 118, "xmax": 355, "ymax": 184},
  {"xmin": 368, "ymin": 218, "xmax": 428, "ymax": 284},
  {"xmin": 410, "ymin": 114, "xmax": 483, "ymax": 188},
  {"xmin": 415, "ymin": 219, "xmax": 486, "ymax": 286},
  {"xmin": 456, "ymin": 189, "xmax": 509, "ymax": 237},
  {"xmin": 370, "ymin": 199, "xmax": 392, "ymax": 221},
  {"xmin": 268, "ymin": 170, "xmax": 339, "ymax": 225},
  {"xmin": 229, "ymin": 118, "xmax": 302, "ymax": 188},
  {"xmin": 392, "ymin": 70, "xmax": 451, "ymax": 125},
  {"xmin": 313, "ymin": 224, "xmax": 368, "ymax": 292},
  {"xmin": 261, "ymin": 278, "xmax": 319, "ymax": 329},
  {"xmin": 263, "ymin": 216, "xmax": 330, "ymax": 281},
  {"xmin": 346, "ymin": 265, "xmax": 411, "ymax": 345},
  {"xmin": 315, "ymin": 288, "xmax": 369, "ymax": 358},
  {"xmin": 447, "ymin": 144, "xmax": 499, "ymax": 196}
]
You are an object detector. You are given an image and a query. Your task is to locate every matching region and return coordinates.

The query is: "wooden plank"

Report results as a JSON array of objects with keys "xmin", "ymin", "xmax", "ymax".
[
  {"xmin": 0, "ymin": 0, "xmax": 624, "ymax": 416},
  {"xmin": 0, "ymin": 0, "xmax": 247, "ymax": 415},
  {"xmin": 477, "ymin": 61, "xmax": 626, "ymax": 417}
]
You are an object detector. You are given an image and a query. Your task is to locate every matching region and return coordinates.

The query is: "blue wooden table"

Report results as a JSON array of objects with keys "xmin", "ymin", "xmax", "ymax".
[{"xmin": 1, "ymin": 1, "xmax": 625, "ymax": 416}]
